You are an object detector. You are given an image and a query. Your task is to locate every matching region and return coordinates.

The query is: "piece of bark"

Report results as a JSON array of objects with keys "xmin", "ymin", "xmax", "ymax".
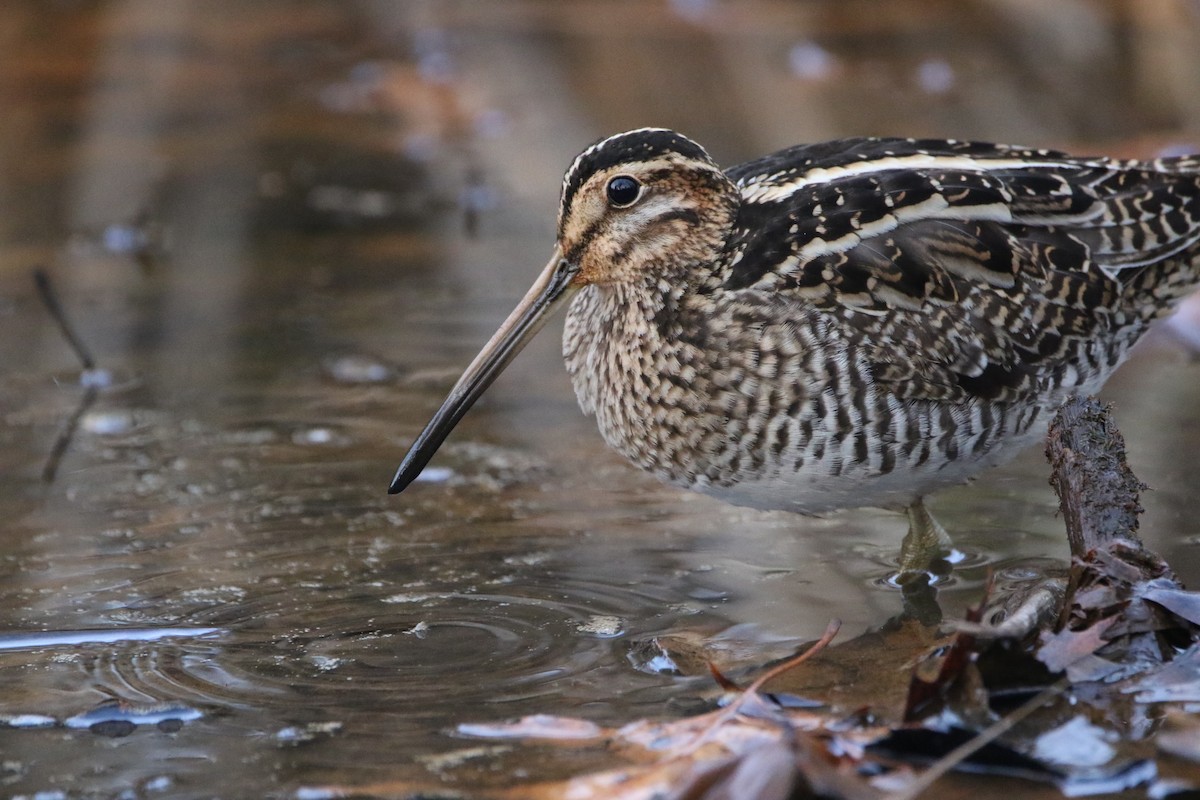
[
  {"xmin": 1038, "ymin": 396, "xmax": 1198, "ymax": 675},
  {"xmin": 1044, "ymin": 396, "xmax": 1147, "ymax": 557}
]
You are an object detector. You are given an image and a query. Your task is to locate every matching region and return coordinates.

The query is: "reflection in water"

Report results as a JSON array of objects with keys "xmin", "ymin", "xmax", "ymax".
[
  {"xmin": 0, "ymin": 0, "xmax": 1198, "ymax": 795},
  {"xmin": 0, "ymin": 627, "xmax": 220, "ymax": 651}
]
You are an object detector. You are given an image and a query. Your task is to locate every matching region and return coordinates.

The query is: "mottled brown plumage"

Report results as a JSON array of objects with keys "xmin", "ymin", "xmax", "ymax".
[{"xmin": 390, "ymin": 129, "xmax": 1200, "ymax": 554}]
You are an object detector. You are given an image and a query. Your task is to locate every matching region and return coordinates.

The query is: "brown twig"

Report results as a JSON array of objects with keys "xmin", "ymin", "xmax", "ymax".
[
  {"xmin": 688, "ymin": 618, "xmax": 842, "ymax": 755},
  {"xmin": 746, "ymin": 618, "xmax": 843, "ymax": 696},
  {"xmin": 33, "ymin": 267, "xmax": 96, "ymax": 371},
  {"xmin": 33, "ymin": 267, "xmax": 103, "ymax": 482},
  {"xmin": 703, "ymin": 618, "xmax": 843, "ymax": 699},
  {"xmin": 41, "ymin": 385, "xmax": 100, "ymax": 483}
]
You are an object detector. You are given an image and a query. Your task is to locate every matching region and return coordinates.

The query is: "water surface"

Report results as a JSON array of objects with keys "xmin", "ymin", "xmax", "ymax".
[{"xmin": 1, "ymin": 1, "xmax": 1199, "ymax": 796}]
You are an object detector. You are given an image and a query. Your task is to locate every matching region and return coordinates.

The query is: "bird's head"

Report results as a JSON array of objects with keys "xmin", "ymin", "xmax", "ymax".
[
  {"xmin": 388, "ymin": 129, "xmax": 735, "ymax": 494},
  {"xmin": 555, "ymin": 128, "xmax": 739, "ymax": 286}
]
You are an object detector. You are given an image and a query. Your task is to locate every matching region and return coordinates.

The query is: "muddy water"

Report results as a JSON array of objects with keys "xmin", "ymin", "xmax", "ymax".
[{"xmin": 1, "ymin": 1, "xmax": 1200, "ymax": 796}]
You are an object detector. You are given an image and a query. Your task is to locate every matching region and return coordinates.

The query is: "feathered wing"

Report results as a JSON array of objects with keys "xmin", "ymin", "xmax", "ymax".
[{"xmin": 721, "ymin": 139, "xmax": 1200, "ymax": 403}]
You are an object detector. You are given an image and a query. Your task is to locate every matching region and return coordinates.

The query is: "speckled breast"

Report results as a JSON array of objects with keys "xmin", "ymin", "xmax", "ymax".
[{"xmin": 561, "ymin": 282, "xmax": 1117, "ymax": 515}]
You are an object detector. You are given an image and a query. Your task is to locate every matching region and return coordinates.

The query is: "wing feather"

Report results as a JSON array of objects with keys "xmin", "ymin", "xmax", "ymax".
[{"xmin": 718, "ymin": 138, "xmax": 1200, "ymax": 403}]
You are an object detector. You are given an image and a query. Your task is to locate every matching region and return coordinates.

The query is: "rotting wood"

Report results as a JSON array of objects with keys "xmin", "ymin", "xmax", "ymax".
[
  {"xmin": 1045, "ymin": 395, "xmax": 1147, "ymax": 556},
  {"xmin": 1040, "ymin": 395, "xmax": 1195, "ymax": 677}
]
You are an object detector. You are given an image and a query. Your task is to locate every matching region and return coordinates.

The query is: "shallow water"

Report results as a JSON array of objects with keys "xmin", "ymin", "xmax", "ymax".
[{"xmin": 1, "ymin": 1, "xmax": 1200, "ymax": 796}]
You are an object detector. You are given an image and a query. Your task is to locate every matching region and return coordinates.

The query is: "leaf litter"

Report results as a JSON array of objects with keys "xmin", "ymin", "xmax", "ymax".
[{"xmin": 306, "ymin": 398, "xmax": 1200, "ymax": 799}]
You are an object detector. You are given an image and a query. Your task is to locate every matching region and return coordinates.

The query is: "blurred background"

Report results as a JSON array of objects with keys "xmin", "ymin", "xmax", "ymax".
[{"xmin": 1, "ymin": 1, "xmax": 1199, "ymax": 795}]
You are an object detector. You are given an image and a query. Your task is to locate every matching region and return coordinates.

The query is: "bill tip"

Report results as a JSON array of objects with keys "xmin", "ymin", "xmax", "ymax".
[{"xmin": 387, "ymin": 469, "xmax": 410, "ymax": 495}]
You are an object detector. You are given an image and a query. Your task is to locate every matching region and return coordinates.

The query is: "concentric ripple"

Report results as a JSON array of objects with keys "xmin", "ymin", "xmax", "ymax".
[
  {"xmin": 871, "ymin": 544, "xmax": 998, "ymax": 591},
  {"xmin": 0, "ymin": 545, "xmax": 710, "ymax": 745},
  {"xmin": 226, "ymin": 568, "xmax": 695, "ymax": 713}
]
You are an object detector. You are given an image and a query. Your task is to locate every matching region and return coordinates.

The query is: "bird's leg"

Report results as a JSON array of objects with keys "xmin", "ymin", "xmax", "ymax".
[
  {"xmin": 893, "ymin": 498, "xmax": 955, "ymax": 625},
  {"xmin": 898, "ymin": 497, "xmax": 954, "ymax": 576}
]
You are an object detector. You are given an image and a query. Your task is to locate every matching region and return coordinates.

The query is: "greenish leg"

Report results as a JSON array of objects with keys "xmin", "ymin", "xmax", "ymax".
[
  {"xmin": 894, "ymin": 497, "xmax": 954, "ymax": 625},
  {"xmin": 898, "ymin": 497, "xmax": 954, "ymax": 576}
]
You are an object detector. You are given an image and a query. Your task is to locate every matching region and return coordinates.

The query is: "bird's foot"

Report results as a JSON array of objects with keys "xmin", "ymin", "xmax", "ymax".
[
  {"xmin": 883, "ymin": 498, "xmax": 956, "ymax": 625},
  {"xmin": 897, "ymin": 498, "xmax": 954, "ymax": 577}
]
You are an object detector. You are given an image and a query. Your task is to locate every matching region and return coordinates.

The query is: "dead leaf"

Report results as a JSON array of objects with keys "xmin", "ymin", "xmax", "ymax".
[
  {"xmin": 763, "ymin": 617, "xmax": 952, "ymax": 722},
  {"xmin": 903, "ymin": 603, "xmax": 987, "ymax": 724},
  {"xmin": 1140, "ymin": 582, "xmax": 1200, "ymax": 628},
  {"xmin": 871, "ymin": 726, "xmax": 1062, "ymax": 783},
  {"xmin": 458, "ymin": 714, "xmax": 607, "ymax": 742},
  {"xmin": 1126, "ymin": 645, "xmax": 1200, "ymax": 703},
  {"xmin": 1037, "ymin": 617, "xmax": 1117, "ymax": 673},
  {"xmin": 1157, "ymin": 710, "xmax": 1200, "ymax": 764},
  {"xmin": 697, "ymin": 737, "xmax": 798, "ymax": 800}
]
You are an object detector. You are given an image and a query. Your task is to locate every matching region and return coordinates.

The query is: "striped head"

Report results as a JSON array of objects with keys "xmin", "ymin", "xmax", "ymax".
[
  {"xmin": 388, "ymin": 129, "xmax": 738, "ymax": 495},
  {"xmin": 556, "ymin": 129, "xmax": 740, "ymax": 286}
]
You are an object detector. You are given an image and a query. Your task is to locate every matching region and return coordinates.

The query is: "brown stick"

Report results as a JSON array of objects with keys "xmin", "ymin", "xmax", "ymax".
[
  {"xmin": 33, "ymin": 267, "xmax": 103, "ymax": 482},
  {"xmin": 33, "ymin": 267, "xmax": 97, "ymax": 371},
  {"xmin": 1044, "ymin": 396, "xmax": 1146, "ymax": 558}
]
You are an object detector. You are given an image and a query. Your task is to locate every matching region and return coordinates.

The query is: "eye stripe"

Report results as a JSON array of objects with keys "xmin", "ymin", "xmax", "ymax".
[
  {"xmin": 651, "ymin": 208, "xmax": 701, "ymax": 227},
  {"xmin": 565, "ymin": 219, "xmax": 603, "ymax": 264}
]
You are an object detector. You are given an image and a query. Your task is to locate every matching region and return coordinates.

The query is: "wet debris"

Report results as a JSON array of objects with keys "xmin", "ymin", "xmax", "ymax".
[
  {"xmin": 457, "ymin": 715, "xmax": 605, "ymax": 742},
  {"xmin": 321, "ymin": 354, "xmax": 397, "ymax": 385},
  {"xmin": 275, "ymin": 720, "xmax": 343, "ymax": 746},
  {"xmin": 290, "ymin": 425, "xmax": 352, "ymax": 447},
  {"xmin": 305, "ymin": 397, "xmax": 1200, "ymax": 798},
  {"xmin": 3, "ymin": 701, "xmax": 203, "ymax": 737},
  {"xmin": 402, "ymin": 621, "xmax": 430, "ymax": 638},
  {"xmin": 69, "ymin": 209, "xmax": 170, "ymax": 272},
  {"xmin": 575, "ymin": 614, "xmax": 624, "ymax": 639},
  {"xmin": 627, "ymin": 623, "xmax": 824, "ymax": 680},
  {"xmin": 1158, "ymin": 711, "xmax": 1200, "ymax": 764},
  {"xmin": 254, "ymin": 142, "xmax": 432, "ymax": 233},
  {"xmin": 66, "ymin": 701, "xmax": 202, "ymax": 737},
  {"xmin": 79, "ymin": 409, "xmax": 139, "ymax": 436},
  {"xmin": 417, "ymin": 744, "xmax": 514, "ymax": 774},
  {"xmin": 392, "ymin": 441, "xmax": 546, "ymax": 493}
]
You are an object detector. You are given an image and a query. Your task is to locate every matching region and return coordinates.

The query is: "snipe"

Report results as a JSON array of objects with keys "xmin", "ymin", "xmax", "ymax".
[{"xmin": 390, "ymin": 129, "xmax": 1200, "ymax": 569}]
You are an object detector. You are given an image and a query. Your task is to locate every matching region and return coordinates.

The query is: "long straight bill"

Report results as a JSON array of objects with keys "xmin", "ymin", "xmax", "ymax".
[{"xmin": 388, "ymin": 251, "xmax": 580, "ymax": 494}]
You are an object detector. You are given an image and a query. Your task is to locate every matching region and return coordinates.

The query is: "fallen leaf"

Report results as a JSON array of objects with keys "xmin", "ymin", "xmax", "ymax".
[
  {"xmin": 1126, "ymin": 645, "xmax": 1200, "ymax": 703},
  {"xmin": 698, "ymin": 737, "xmax": 798, "ymax": 800},
  {"xmin": 1141, "ymin": 582, "xmax": 1200, "ymax": 628},
  {"xmin": 1156, "ymin": 710, "xmax": 1200, "ymax": 764},
  {"xmin": 458, "ymin": 714, "xmax": 607, "ymax": 742},
  {"xmin": 870, "ymin": 726, "xmax": 1061, "ymax": 782},
  {"xmin": 1037, "ymin": 617, "xmax": 1116, "ymax": 673},
  {"xmin": 870, "ymin": 724, "xmax": 1155, "ymax": 795}
]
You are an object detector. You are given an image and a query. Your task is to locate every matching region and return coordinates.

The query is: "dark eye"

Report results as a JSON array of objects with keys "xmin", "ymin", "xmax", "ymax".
[{"xmin": 606, "ymin": 175, "xmax": 641, "ymax": 207}]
